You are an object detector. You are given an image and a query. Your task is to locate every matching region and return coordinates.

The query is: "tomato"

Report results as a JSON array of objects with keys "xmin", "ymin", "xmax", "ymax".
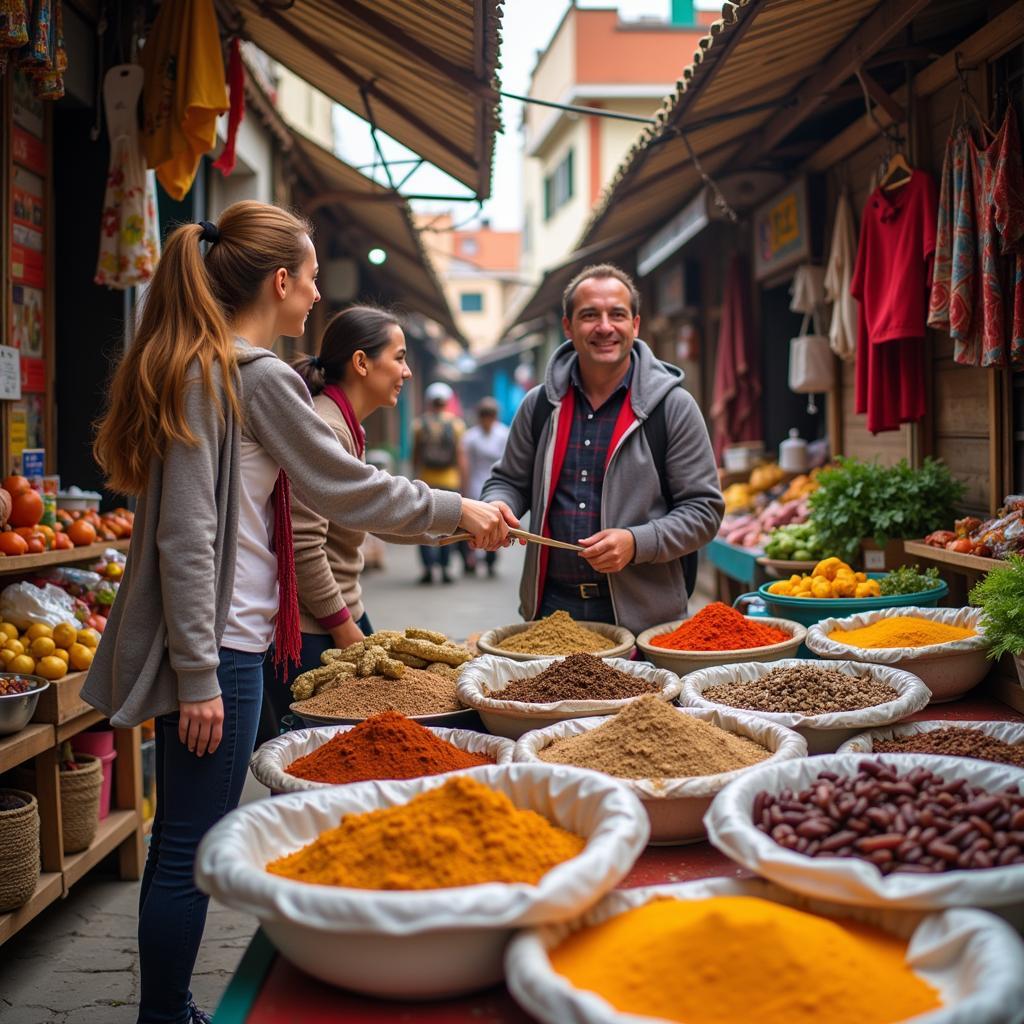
[
  {"xmin": 9, "ymin": 490, "xmax": 43, "ymax": 528},
  {"xmin": 2, "ymin": 475, "xmax": 31, "ymax": 497},
  {"xmin": 0, "ymin": 532, "xmax": 28, "ymax": 556}
]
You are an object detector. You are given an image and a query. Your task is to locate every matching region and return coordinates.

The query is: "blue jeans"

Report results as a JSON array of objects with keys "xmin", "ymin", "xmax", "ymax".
[
  {"xmin": 137, "ymin": 648, "xmax": 265, "ymax": 1024},
  {"xmin": 260, "ymin": 612, "xmax": 374, "ymax": 738}
]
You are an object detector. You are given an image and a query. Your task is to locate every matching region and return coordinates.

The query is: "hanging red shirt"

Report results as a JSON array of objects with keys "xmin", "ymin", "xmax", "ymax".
[{"xmin": 851, "ymin": 170, "xmax": 938, "ymax": 434}]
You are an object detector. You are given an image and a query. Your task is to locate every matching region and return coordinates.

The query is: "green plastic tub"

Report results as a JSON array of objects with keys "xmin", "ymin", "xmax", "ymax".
[{"xmin": 733, "ymin": 573, "xmax": 949, "ymax": 629}]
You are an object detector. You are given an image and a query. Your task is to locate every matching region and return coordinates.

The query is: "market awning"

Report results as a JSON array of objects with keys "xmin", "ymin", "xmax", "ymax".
[
  {"xmin": 288, "ymin": 131, "xmax": 463, "ymax": 341},
  {"xmin": 507, "ymin": 0, "xmax": 932, "ymax": 328},
  {"xmin": 221, "ymin": 0, "xmax": 503, "ymax": 199}
]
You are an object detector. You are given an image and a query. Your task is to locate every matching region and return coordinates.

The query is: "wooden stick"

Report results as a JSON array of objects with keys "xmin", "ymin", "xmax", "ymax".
[{"xmin": 436, "ymin": 528, "xmax": 584, "ymax": 552}]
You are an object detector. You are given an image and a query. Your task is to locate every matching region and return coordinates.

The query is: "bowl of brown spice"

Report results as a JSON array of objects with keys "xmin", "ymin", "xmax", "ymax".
[
  {"xmin": 477, "ymin": 611, "xmax": 635, "ymax": 661},
  {"xmin": 836, "ymin": 720, "xmax": 1024, "ymax": 765},
  {"xmin": 458, "ymin": 654, "xmax": 681, "ymax": 740},
  {"xmin": 681, "ymin": 659, "xmax": 932, "ymax": 754},
  {"xmin": 514, "ymin": 696, "xmax": 807, "ymax": 844}
]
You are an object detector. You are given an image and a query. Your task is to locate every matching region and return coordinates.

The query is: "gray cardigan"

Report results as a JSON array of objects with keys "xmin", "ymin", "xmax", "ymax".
[
  {"xmin": 83, "ymin": 343, "xmax": 462, "ymax": 727},
  {"xmin": 481, "ymin": 339, "xmax": 724, "ymax": 635}
]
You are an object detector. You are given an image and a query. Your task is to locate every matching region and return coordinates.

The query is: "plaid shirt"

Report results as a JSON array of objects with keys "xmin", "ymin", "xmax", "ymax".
[{"xmin": 546, "ymin": 360, "xmax": 633, "ymax": 586}]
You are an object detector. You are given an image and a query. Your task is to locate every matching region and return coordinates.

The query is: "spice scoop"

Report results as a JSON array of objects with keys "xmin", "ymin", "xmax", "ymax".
[{"xmin": 438, "ymin": 528, "xmax": 584, "ymax": 553}]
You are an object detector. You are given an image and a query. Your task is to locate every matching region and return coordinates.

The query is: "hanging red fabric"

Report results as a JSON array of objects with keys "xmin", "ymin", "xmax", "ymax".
[
  {"xmin": 213, "ymin": 37, "xmax": 244, "ymax": 176},
  {"xmin": 272, "ymin": 471, "xmax": 302, "ymax": 679}
]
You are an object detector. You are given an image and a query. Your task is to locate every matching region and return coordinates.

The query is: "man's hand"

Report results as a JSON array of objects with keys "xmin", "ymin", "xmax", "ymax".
[
  {"xmin": 330, "ymin": 616, "xmax": 364, "ymax": 650},
  {"xmin": 578, "ymin": 528, "xmax": 635, "ymax": 573},
  {"xmin": 178, "ymin": 695, "xmax": 224, "ymax": 757},
  {"xmin": 488, "ymin": 500, "xmax": 525, "ymax": 546}
]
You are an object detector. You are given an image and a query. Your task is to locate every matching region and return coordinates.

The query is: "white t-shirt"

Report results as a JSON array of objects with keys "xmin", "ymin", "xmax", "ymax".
[
  {"xmin": 221, "ymin": 434, "xmax": 279, "ymax": 652},
  {"xmin": 463, "ymin": 421, "xmax": 510, "ymax": 500}
]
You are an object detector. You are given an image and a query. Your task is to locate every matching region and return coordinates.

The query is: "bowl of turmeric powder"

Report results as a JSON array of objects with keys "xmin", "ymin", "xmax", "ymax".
[
  {"xmin": 478, "ymin": 611, "xmax": 635, "ymax": 661},
  {"xmin": 636, "ymin": 602, "xmax": 806, "ymax": 675},
  {"xmin": 504, "ymin": 876, "xmax": 1024, "ymax": 1024},
  {"xmin": 195, "ymin": 764, "xmax": 649, "ymax": 998},
  {"xmin": 806, "ymin": 607, "xmax": 989, "ymax": 704}
]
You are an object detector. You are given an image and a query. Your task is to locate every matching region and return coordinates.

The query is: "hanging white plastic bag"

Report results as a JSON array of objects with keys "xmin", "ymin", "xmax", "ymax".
[{"xmin": 789, "ymin": 309, "xmax": 834, "ymax": 413}]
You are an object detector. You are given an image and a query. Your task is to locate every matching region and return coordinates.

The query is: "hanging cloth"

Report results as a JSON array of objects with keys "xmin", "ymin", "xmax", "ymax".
[
  {"xmin": 212, "ymin": 37, "xmax": 245, "ymax": 176},
  {"xmin": 824, "ymin": 192, "xmax": 859, "ymax": 360},
  {"xmin": 929, "ymin": 107, "xmax": 1024, "ymax": 368},
  {"xmin": 710, "ymin": 254, "xmax": 761, "ymax": 462},
  {"xmin": 95, "ymin": 65, "xmax": 161, "ymax": 289},
  {"xmin": 141, "ymin": 0, "xmax": 228, "ymax": 200},
  {"xmin": 0, "ymin": 2, "xmax": 29, "ymax": 75},
  {"xmin": 788, "ymin": 264, "xmax": 826, "ymax": 315}
]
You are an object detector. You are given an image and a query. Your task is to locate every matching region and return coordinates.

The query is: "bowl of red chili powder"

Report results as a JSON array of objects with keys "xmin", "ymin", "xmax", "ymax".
[{"xmin": 636, "ymin": 603, "xmax": 806, "ymax": 675}]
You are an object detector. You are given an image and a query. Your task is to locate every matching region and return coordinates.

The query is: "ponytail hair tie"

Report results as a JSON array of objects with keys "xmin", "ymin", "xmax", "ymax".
[
  {"xmin": 198, "ymin": 220, "xmax": 220, "ymax": 245},
  {"xmin": 309, "ymin": 356, "xmax": 325, "ymax": 371}
]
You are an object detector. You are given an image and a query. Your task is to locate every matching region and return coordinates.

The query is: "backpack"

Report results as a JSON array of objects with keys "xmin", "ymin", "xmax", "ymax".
[
  {"xmin": 418, "ymin": 415, "xmax": 458, "ymax": 469},
  {"xmin": 530, "ymin": 393, "xmax": 699, "ymax": 597}
]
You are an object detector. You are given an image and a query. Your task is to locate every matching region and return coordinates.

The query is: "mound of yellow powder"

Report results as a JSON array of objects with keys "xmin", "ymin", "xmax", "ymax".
[
  {"xmin": 550, "ymin": 896, "xmax": 940, "ymax": 1024},
  {"xmin": 267, "ymin": 775, "xmax": 584, "ymax": 890}
]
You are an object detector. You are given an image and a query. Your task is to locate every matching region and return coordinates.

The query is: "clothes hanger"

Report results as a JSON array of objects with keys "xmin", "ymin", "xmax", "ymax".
[
  {"xmin": 102, "ymin": 64, "xmax": 143, "ymax": 142},
  {"xmin": 955, "ymin": 51, "xmax": 996, "ymax": 142},
  {"xmin": 879, "ymin": 150, "xmax": 913, "ymax": 191}
]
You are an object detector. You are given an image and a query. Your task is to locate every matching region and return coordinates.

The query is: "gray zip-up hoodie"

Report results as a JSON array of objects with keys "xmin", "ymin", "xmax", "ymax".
[
  {"xmin": 481, "ymin": 339, "xmax": 724, "ymax": 635},
  {"xmin": 83, "ymin": 343, "xmax": 462, "ymax": 727}
]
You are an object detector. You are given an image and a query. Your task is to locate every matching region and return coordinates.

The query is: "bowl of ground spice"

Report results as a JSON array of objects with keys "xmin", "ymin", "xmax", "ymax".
[
  {"xmin": 682, "ymin": 659, "xmax": 932, "ymax": 754},
  {"xmin": 705, "ymin": 753, "xmax": 1024, "ymax": 915},
  {"xmin": 637, "ymin": 602, "xmax": 807, "ymax": 674},
  {"xmin": 288, "ymin": 665, "xmax": 474, "ymax": 728},
  {"xmin": 458, "ymin": 654, "xmax": 682, "ymax": 739},
  {"xmin": 250, "ymin": 712, "xmax": 515, "ymax": 794},
  {"xmin": 807, "ymin": 607, "xmax": 990, "ymax": 704},
  {"xmin": 477, "ymin": 610, "xmax": 635, "ymax": 661},
  {"xmin": 837, "ymin": 720, "xmax": 1024, "ymax": 767},
  {"xmin": 505, "ymin": 875, "xmax": 1024, "ymax": 1024},
  {"xmin": 196, "ymin": 764, "xmax": 649, "ymax": 998},
  {"xmin": 514, "ymin": 695, "xmax": 806, "ymax": 844}
]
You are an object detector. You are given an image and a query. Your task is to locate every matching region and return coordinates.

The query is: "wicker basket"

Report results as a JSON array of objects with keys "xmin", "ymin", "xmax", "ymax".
[
  {"xmin": 60, "ymin": 754, "xmax": 103, "ymax": 854},
  {"xmin": 0, "ymin": 789, "xmax": 40, "ymax": 912}
]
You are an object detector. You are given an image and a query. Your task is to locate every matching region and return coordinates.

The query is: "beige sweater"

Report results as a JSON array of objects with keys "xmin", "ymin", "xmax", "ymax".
[{"xmin": 291, "ymin": 393, "xmax": 366, "ymax": 632}]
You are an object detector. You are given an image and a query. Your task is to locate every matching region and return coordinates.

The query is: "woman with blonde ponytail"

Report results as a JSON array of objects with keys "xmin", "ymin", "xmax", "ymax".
[{"xmin": 87, "ymin": 201, "xmax": 514, "ymax": 1024}]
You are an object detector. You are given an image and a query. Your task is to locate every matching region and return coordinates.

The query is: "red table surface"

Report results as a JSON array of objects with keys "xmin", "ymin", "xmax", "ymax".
[{"xmin": 238, "ymin": 694, "xmax": 1022, "ymax": 1023}]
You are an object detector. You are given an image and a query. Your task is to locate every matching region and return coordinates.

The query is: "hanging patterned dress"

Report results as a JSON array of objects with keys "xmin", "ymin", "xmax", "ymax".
[{"xmin": 928, "ymin": 107, "xmax": 1024, "ymax": 367}]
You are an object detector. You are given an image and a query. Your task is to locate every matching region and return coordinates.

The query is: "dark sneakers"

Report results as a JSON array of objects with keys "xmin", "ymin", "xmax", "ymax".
[{"xmin": 187, "ymin": 1000, "xmax": 213, "ymax": 1024}]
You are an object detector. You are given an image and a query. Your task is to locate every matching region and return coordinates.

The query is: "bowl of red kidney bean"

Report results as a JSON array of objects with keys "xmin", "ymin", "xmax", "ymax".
[
  {"xmin": 705, "ymin": 753, "xmax": 1024, "ymax": 913},
  {"xmin": 0, "ymin": 674, "xmax": 48, "ymax": 736}
]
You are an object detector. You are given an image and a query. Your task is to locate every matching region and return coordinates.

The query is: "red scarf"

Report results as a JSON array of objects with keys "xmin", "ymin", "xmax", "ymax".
[
  {"xmin": 323, "ymin": 384, "xmax": 365, "ymax": 458},
  {"xmin": 271, "ymin": 471, "xmax": 301, "ymax": 678}
]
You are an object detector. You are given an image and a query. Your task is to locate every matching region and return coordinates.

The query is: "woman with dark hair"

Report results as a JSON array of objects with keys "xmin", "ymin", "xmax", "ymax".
[{"xmin": 259, "ymin": 306, "xmax": 411, "ymax": 731}]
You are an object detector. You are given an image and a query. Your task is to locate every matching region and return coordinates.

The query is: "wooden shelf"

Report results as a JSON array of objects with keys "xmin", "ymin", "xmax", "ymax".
[
  {"xmin": 55, "ymin": 708, "xmax": 104, "ymax": 743},
  {"xmin": 0, "ymin": 872, "xmax": 62, "ymax": 945},
  {"xmin": 0, "ymin": 722, "xmax": 54, "ymax": 773},
  {"xmin": 0, "ymin": 538, "xmax": 129, "ymax": 575},
  {"xmin": 32, "ymin": 670, "xmax": 91, "ymax": 726},
  {"xmin": 903, "ymin": 540, "xmax": 1004, "ymax": 574},
  {"xmin": 62, "ymin": 808, "xmax": 140, "ymax": 890}
]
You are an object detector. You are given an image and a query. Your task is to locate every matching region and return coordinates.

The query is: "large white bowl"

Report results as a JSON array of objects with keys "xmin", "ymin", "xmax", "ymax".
[
  {"xmin": 681, "ymin": 658, "xmax": 932, "ymax": 753},
  {"xmin": 477, "ymin": 621, "xmax": 635, "ymax": 661},
  {"xmin": 195, "ymin": 763, "xmax": 649, "ymax": 998},
  {"xmin": 458, "ymin": 655, "xmax": 681, "ymax": 740},
  {"xmin": 505, "ymin": 877, "xmax": 1024, "ymax": 1024},
  {"xmin": 513, "ymin": 706, "xmax": 807, "ymax": 844},
  {"xmin": 837, "ymin": 719, "xmax": 1024, "ymax": 758},
  {"xmin": 250, "ymin": 723, "xmax": 515, "ymax": 794},
  {"xmin": 806, "ymin": 606, "xmax": 991, "ymax": 704},
  {"xmin": 705, "ymin": 753, "xmax": 1024, "ymax": 916},
  {"xmin": 636, "ymin": 615, "xmax": 806, "ymax": 675}
]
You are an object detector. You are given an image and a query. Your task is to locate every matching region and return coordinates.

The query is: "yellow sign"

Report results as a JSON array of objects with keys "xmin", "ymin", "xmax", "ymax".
[
  {"xmin": 9, "ymin": 407, "xmax": 27, "ymax": 457},
  {"xmin": 769, "ymin": 193, "xmax": 799, "ymax": 254}
]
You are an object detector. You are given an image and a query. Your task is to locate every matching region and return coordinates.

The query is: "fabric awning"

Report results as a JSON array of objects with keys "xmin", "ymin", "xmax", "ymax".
[
  {"xmin": 223, "ymin": 0, "xmax": 503, "ymax": 198},
  {"xmin": 288, "ymin": 131, "xmax": 463, "ymax": 341}
]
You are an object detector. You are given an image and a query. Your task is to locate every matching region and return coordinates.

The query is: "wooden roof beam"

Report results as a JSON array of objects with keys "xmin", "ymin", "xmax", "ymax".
[
  {"xmin": 856, "ymin": 67, "xmax": 907, "ymax": 125},
  {"xmin": 748, "ymin": 0, "xmax": 932, "ymax": 161}
]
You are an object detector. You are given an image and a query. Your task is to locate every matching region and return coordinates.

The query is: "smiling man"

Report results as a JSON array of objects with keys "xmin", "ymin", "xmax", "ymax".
[{"xmin": 482, "ymin": 264, "xmax": 724, "ymax": 634}]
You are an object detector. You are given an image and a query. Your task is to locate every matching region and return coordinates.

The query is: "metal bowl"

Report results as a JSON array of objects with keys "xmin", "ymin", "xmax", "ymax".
[{"xmin": 0, "ymin": 675, "xmax": 50, "ymax": 736}]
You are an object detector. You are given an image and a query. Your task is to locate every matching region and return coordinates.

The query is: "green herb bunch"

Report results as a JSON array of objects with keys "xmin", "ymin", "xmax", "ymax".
[
  {"xmin": 879, "ymin": 564, "xmax": 942, "ymax": 596},
  {"xmin": 808, "ymin": 457, "xmax": 965, "ymax": 563},
  {"xmin": 969, "ymin": 555, "xmax": 1024, "ymax": 659}
]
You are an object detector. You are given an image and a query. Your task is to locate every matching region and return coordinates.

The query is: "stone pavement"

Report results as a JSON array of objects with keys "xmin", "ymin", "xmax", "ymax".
[{"xmin": 0, "ymin": 541, "xmax": 527, "ymax": 1024}]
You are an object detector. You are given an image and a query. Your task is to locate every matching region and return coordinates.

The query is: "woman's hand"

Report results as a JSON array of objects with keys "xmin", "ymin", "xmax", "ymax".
[
  {"xmin": 330, "ymin": 617, "xmax": 364, "ymax": 650},
  {"xmin": 459, "ymin": 498, "xmax": 515, "ymax": 550},
  {"xmin": 178, "ymin": 696, "xmax": 224, "ymax": 757}
]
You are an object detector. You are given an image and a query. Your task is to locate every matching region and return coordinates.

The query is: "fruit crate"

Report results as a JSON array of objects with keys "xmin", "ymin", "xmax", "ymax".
[{"xmin": 31, "ymin": 671, "xmax": 91, "ymax": 726}]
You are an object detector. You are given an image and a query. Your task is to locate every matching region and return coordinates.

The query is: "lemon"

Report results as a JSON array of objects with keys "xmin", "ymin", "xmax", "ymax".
[
  {"xmin": 29, "ymin": 636, "xmax": 56, "ymax": 659},
  {"xmin": 35, "ymin": 655, "xmax": 67, "ymax": 680},
  {"xmin": 25, "ymin": 623, "xmax": 53, "ymax": 641},
  {"xmin": 76, "ymin": 629, "xmax": 100, "ymax": 650},
  {"xmin": 68, "ymin": 643, "xmax": 94, "ymax": 672},
  {"xmin": 53, "ymin": 622, "xmax": 78, "ymax": 649},
  {"xmin": 0, "ymin": 622, "xmax": 18, "ymax": 641},
  {"xmin": 51, "ymin": 648, "xmax": 69, "ymax": 665},
  {"xmin": 3, "ymin": 638, "xmax": 25, "ymax": 656},
  {"xmin": 0, "ymin": 649, "xmax": 15, "ymax": 666},
  {"xmin": 9, "ymin": 654, "xmax": 35, "ymax": 674}
]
